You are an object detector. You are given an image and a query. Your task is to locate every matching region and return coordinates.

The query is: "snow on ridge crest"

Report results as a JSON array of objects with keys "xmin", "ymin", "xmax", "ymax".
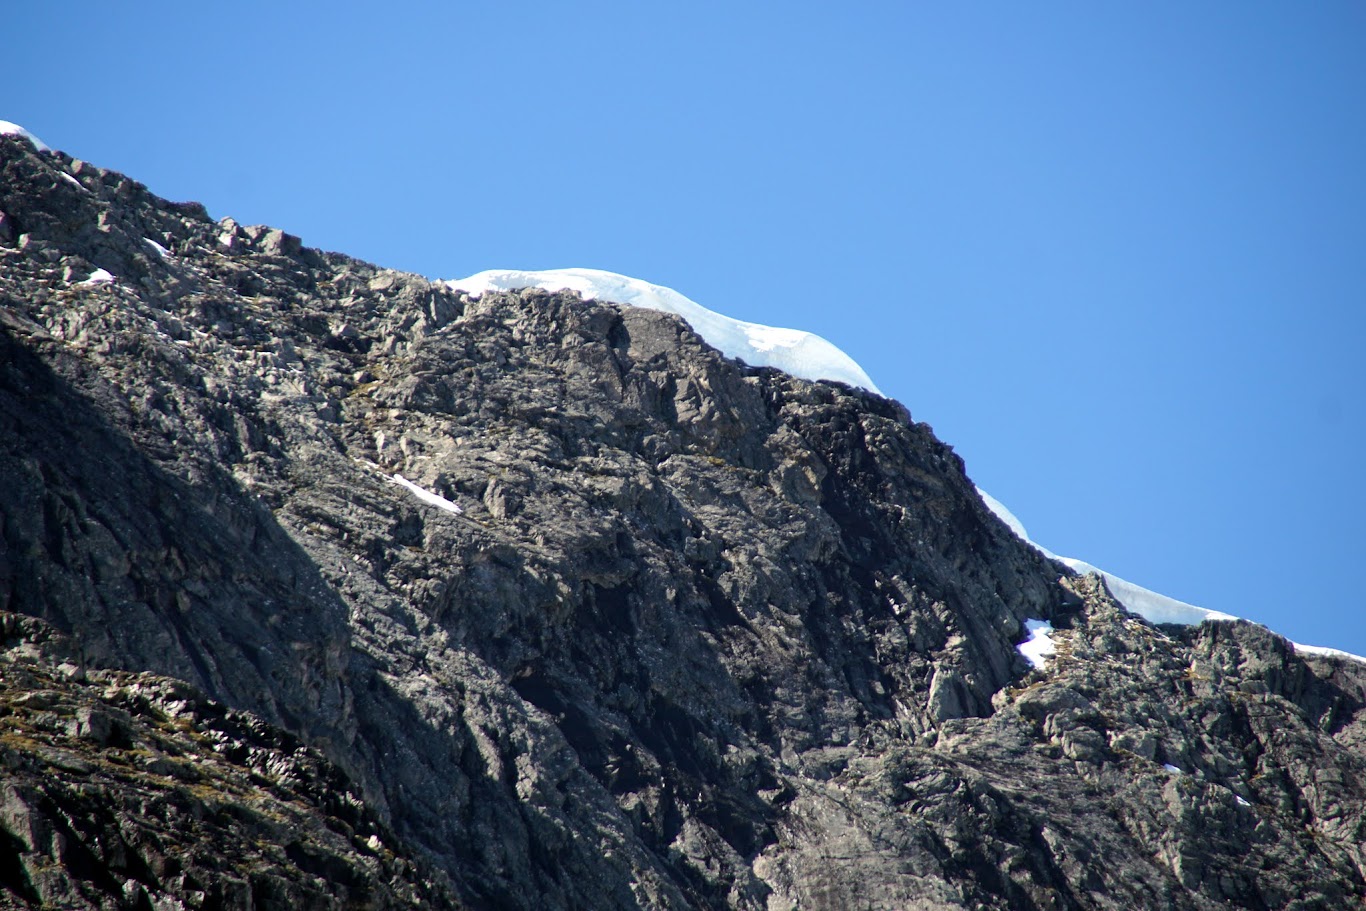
[
  {"xmin": 3, "ymin": 119, "xmax": 1350, "ymax": 667},
  {"xmin": 976, "ymin": 487, "xmax": 1365, "ymax": 664},
  {"xmin": 441, "ymin": 267, "xmax": 1359, "ymax": 664},
  {"xmin": 445, "ymin": 268, "xmax": 883, "ymax": 395},
  {"xmin": 0, "ymin": 120, "xmax": 51, "ymax": 153}
]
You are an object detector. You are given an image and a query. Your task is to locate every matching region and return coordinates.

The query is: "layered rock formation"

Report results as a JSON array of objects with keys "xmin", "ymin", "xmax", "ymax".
[{"xmin": 1, "ymin": 132, "xmax": 1363, "ymax": 909}]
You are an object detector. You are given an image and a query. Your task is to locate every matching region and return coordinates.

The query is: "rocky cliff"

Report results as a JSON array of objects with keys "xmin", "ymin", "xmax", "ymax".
[{"xmin": 1, "ymin": 133, "xmax": 1363, "ymax": 910}]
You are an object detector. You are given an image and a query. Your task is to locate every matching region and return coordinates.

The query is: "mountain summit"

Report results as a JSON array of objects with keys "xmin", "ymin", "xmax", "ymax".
[{"xmin": 1, "ymin": 131, "xmax": 1364, "ymax": 910}]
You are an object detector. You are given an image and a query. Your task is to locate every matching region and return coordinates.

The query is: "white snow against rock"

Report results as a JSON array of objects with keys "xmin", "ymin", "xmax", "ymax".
[
  {"xmin": 442, "ymin": 268, "xmax": 1363, "ymax": 663},
  {"xmin": 1017, "ymin": 620, "xmax": 1057, "ymax": 669},
  {"xmin": 977, "ymin": 487, "xmax": 1365, "ymax": 663},
  {"xmin": 1292, "ymin": 643, "xmax": 1366, "ymax": 663},
  {"xmin": 0, "ymin": 120, "xmax": 50, "ymax": 152},
  {"xmin": 976, "ymin": 488, "xmax": 1237, "ymax": 628},
  {"xmin": 446, "ymin": 268, "xmax": 883, "ymax": 394},
  {"xmin": 2, "ymin": 117, "xmax": 1356, "ymax": 666},
  {"xmin": 386, "ymin": 474, "xmax": 462, "ymax": 515}
]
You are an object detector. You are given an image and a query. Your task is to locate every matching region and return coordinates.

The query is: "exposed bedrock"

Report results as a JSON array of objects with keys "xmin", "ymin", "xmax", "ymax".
[{"xmin": 1, "ymin": 133, "xmax": 1363, "ymax": 910}]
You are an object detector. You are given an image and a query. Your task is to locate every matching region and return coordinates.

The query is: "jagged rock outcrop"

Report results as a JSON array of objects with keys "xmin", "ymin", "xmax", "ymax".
[
  {"xmin": 1, "ymin": 132, "xmax": 1363, "ymax": 909},
  {"xmin": 0, "ymin": 613, "xmax": 460, "ymax": 910}
]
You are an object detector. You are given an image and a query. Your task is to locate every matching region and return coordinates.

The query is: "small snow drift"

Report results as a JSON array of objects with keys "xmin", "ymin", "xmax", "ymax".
[
  {"xmin": 978, "ymin": 486, "xmax": 1365, "ymax": 663},
  {"xmin": 387, "ymin": 474, "xmax": 462, "ymax": 515},
  {"xmin": 0, "ymin": 120, "xmax": 50, "ymax": 152},
  {"xmin": 979, "ymin": 486, "xmax": 1238, "ymax": 626},
  {"xmin": 1018, "ymin": 619, "xmax": 1057, "ymax": 669},
  {"xmin": 1294, "ymin": 643, "xmax": 1366, "ymax": 663},
  {"xmin": 446, "ymin": 268, "xmax": 883, "ymax": 395}
]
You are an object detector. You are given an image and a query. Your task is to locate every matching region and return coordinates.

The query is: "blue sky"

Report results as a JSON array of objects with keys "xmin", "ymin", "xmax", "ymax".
[{"xmin": 7, "ymin": 3, "xmax": 1365, "ymax": 657}]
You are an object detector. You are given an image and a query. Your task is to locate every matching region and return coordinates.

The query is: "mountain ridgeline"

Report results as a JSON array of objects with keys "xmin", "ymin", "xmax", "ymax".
[{"xmin": 1, "ymin": 134, "xmax": 1364, "ymax": 910}]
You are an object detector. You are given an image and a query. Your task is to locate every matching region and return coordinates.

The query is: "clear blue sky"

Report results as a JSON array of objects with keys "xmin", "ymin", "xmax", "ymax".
[{"xmin": 7, "ymin": 3, "xmax": 1365, "ymax": 657}]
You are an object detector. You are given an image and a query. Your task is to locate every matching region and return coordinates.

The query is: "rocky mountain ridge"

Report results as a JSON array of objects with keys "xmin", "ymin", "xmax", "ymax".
[{"xmin": 1, "ymin": 132, "xmax": 1364, "ymax": 909}]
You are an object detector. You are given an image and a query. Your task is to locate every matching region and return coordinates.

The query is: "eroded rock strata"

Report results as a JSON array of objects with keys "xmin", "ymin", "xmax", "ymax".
[{"xmin": 1, "ymin": 134, "xmax": 1363, "ymax": 909}]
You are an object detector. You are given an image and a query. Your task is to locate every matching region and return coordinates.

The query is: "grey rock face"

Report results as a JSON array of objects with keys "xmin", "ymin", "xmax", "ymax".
[
  {"xmin": 1, "ymin": 133, "xmax": 1364, "ymax": 909},
  {"xmin": 0, "ymin": 612, "xmax": 461, "ymax": 910}
]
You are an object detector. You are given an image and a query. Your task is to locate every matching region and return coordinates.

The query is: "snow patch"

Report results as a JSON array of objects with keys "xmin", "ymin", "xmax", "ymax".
[
  {"xmin": 1235, "ymin": 795, "xmax": 1251, "ymax": 807},
  {"xmin": 79, "ymin": 268, "xmax": 114, "ymax": 285},
  {"xmin": 977, "ymin": 487, "xmax": 1365, "ymax": 663},
  {"xmin": 445, "ymin": 268, "xmax": 882, "ymax": 394},
  {"xmin": 0, "ymin": 120, "xmax": 50, "ymax": 152},
  {"xmin": 386, "ymin": 474, "xmax": 462, "ymax": 515},
  {"xmin": 977, "ymin": 488, "xmax": 1031, "ymax": 541},
  {"xmin": 979, "ymin": 486, "xmax": 1237, "ymax": 624},
  {"xmin": 1057, "ymin": 556, "xmax": 1238, "ymax": 626},
  {"xmin": 1292, "ymin": 643, "xmax": 1366, "ymax": 665},
  {"xmin": 58, "ymin": 172, "xmax": 86, "ymax": 192},
  {"xmin": 1163, "ymin": 764, "xmax": 1182, "ymax": 774},
  {"xmin": 144, "ymin": 237, "xmax": 170, "ymax": 258},
  {"xmin": 1017, "ymin": 619, "xmax": 1057, "ymax": 669}
]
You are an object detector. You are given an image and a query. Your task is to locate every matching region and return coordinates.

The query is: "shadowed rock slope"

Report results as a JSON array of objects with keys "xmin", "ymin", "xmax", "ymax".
[
  {"xmin": 1, "ymin": 133, "xmax": 1363, "ymax": 909},
  {"xmin": 0, "ymin": 613, "xmax": 461, "ymax": 910}
]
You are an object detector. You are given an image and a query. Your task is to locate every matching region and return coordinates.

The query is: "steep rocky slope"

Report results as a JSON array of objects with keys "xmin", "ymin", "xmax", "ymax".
[
  {"xmin": 1, "ymin": 133, "xmax": 1363, "ymax": 909},
  {"xmin": 0, "ymin": 613, "xmax": 460, "ymax": 910}
]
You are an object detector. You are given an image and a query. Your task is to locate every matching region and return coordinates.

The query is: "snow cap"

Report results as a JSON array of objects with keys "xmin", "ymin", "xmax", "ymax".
[
  {"xmin": 446, "ymin": 268, "xmax": 883, "ymax": 395},
  {"xmin": 0, "ymin": 121, "xmax": 51, "ymax": 152}
]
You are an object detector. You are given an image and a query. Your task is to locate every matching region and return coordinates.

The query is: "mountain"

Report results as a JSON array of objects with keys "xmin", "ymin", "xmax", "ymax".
[{"xmin": 1, "ymin": 130, "xmax": 1364, "ymax": 911}]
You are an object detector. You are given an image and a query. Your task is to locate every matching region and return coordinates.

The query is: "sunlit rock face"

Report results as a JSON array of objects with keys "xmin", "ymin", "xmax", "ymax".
[{"xmin": 2, "ymin": 131, "xmax": 1364, "ymax": 910}]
